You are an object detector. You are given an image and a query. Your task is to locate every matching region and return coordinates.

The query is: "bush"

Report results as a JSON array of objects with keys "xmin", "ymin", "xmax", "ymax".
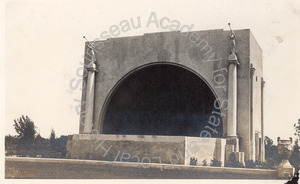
[
  {"xmin": 290, "ymin": 142, "xmax": 300, "ymax": 168},
  {"xmin": 202, "ymin": 159, "xmax": 208, "ymax": 166},
  {"xmin": 227, "ymin": 153, "xmax": 244, "ymax": 168},
  {"xmin": 210, "ymin": 158, "xmax": 222, "ymax": 167},
  {"xmin": 245, "ymin": 160, "xmax": 256, "ymax": 168},
  {"xmin": 260, "ymin": 159, "xmax": 278, "ymax": 170},
  {"xmin": 244, "ymin": 159, "xmax": 277, "ymax": 170},
  {"xmin": 190, "ymin": 157, "xmax": 198, "ymax": 166}
]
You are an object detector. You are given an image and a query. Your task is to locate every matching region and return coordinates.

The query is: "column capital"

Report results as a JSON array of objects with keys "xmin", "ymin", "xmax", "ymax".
[
  {"xmin": 228, "ymin": 57, "xmax": 239, "ymax": 65},
  {"xmin": 86, "ymin": 63, "xmax": 98, "ymax": 72}
]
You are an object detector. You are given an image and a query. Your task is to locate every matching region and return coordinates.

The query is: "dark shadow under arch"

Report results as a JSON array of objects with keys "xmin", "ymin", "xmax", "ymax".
[{"xmin": 101, "ymin": 64, "xmax": 223, "ymax": 137}]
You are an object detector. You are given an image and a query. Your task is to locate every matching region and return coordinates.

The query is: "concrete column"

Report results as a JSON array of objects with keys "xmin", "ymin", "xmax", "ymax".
[
  {"xmin": 250, "ymin": 64, "xmax": 256, "ymax": 160},
  {"xmin": 83, "ymin": 46, "xmax": 98, "ymax": 134},
  {"xmin": 226, "ymin": 54, "xmax": 239, "ymax": 137},
  {"xmin": 255, "ymin": 132, "xmax": 260, "ymax": 161},
  {"xmin": 261, "ymin": 78, "xmax": 265, "ymax": 162},
  {"xmin": 83, "ymin": 69, "xmax": 96, "ymax": 133},
  {"xmin": 225, "ymin": 145, "xmax": 234, "ymax": 166}
]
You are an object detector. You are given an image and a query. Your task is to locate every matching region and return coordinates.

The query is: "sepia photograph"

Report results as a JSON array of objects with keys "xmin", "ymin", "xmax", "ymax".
[{"xmin": 1, "ymin": 0, "xmax": 300, "ymax": 183}]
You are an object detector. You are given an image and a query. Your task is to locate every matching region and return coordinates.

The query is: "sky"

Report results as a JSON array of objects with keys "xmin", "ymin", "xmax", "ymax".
[{"xmin": 2, "ymin": 0, "xmax": 300, "ymax": 142}]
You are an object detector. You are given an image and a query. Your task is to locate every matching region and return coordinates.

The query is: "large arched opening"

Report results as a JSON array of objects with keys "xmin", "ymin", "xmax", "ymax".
[{"xmin": 101, "ymin": 63, "xmax": 223, "ymax": 137}]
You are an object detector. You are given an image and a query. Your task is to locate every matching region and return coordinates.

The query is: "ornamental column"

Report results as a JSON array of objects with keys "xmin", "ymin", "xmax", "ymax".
[
  {"xmin": 226, "ymin": 25, "xmax": 239, "ymax": 137},
  {"xmin": 261, "ymin": 78, "xmax": 265, "ymax": 162},
  {"xmin": 83, "ymin": 43, "xmax": 98, "ymax": 133},
  {"xmin": 249, "ymin": 64, "xmax": 255, "ymax": 160}
]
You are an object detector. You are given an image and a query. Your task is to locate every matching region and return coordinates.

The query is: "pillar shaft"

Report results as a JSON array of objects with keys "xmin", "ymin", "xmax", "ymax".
[
  {"xmin": 83, "ymin": 70, "xmax": 95, "ymax": 133},
  {"xmin": 261, "ymin": 78, "xmax": 265, "ymax": 162},
  {"xmin": 82, "ymin": 44, "xmax": 98, "ymax": 134},
  {"xmin": 250, "ymin": 64, "xmax": 256, "ymax": 160},
  {"xmin": 227, "ymin": 58, "xmax": 238, "ymax": 137}
]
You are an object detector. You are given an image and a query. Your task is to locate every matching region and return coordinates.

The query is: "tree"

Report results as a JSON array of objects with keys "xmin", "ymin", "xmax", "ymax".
[
  {"xmin": 50, "ymin": 128, "xmax": 56, "ymax": 149},
  {"xmin": 6, "ymin": 117, "xmax": 68, "ymax": 159},
  {"xmin": 5, "ymin": 135, "xmax": 18, "ymax": 156},
  {"xmin": 264, "ymin": 136, "xmax": 274, "ymax": 147},
  {"xmin": 49, "ymin": 129, "xmax": 59, "ymax": 157},
  {"xmin": 294, "ymin": 119, "xmax": 300, "ymax": 139},
  {"xmin": 264, "ymin": 136, "xmax": 280, "ymax": 161},
  {"xmin": 56, "ymin": 135, "xmax": 68, "ymax": 158},
  {"xmin": 33, "ymin": 133, "xmax": 49, "ymax": 157},
  {"xmin": 290, "ymin": 120, "xmax": 300, "ymax": 172},
  {"xmin": 290, "ymin": 139, "xmax": 299, "ymax": 168},
  {"xmin": 48, "ymin": 129, "xmax": 68, "ymax": 158},
  {"xmin": 13, "ymin": 115, "xmax": 36, "ymax": 156},
  {"xmin": 264, "ymin": 136, "xmax": 281, "ymax": 168}
]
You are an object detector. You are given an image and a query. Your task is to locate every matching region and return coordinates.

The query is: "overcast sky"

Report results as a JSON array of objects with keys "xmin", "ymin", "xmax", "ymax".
[{"xmin": 3, "ymin": 0, "xmax": 300, "ymax": 141}]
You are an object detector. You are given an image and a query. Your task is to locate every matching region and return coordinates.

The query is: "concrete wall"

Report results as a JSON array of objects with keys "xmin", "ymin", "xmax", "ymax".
[
  {"xmin": 67, "ymin": 134, "xmax": 186, "ymax": 164},
  {"xmin": 66, "ymin": 134, "xmax": 229, "ymax": 166},
  {"xmin": 185, "ymin": 137, "xmax": 226, "ymax": 166}
]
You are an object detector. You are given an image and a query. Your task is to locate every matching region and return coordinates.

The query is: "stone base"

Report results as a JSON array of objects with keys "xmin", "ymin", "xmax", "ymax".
[
  {"xmin": 234, "ymin": 152, "xmax": 245, "ymax": 166},
  {"xmin": 277, "ymin": 160, "xmax": 295, "ymax": 179},
  {"xmin": 67, "ymin": 134, "xmax": 227, "ymax": 166},
  {"xmin": 225, "ymin": 145, "xmax": 234, "ymax": 166},
  {"xmin": 226, "ymin": 136, "xmax": 239, "ymax": 152},
  {"xmin": 225, "ymin": 145, "xmax": 245, "ymax": 167},
  {"xmin": 184, "ymin": 137, "xmax": 226, "ymax": 166},
  {"xmin": 224, "ymin": 137, "xmax": 245, "ymax": 167}
]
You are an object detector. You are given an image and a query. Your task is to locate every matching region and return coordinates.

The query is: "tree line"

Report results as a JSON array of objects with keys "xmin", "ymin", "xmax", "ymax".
[{"xmin": 5, "ymin": 115, "xmax": 67, "ymax": 158}]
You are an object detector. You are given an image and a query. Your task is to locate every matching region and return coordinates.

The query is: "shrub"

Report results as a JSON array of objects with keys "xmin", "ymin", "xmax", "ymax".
[
  {"xmin": 227, "ymin": 152, "xmax": 244, "ymax": 168},
  {"xmin": 190, "ymin": 157, "xmax": 198, "ymax": 166},
  {"xmin": 202, "ymin": 159, "xmax": 208, "ymax": 166},
  {"xmin": 290, "ymin": 142, "xmax": 300, "ymax": 168},
  {"xmin": 245, "ymin": 160, "xmax": 256, "ymax": 168},
  {"xmin": 260, "ymin": 159, "xmax": 278, "ymax": 170},
  {"xmin": 210, "ymin": 158, "xmax": 222, "ymax": 167},
  {"xmin": 244, "ymin": 160, "xmax": 277, "ymax": 170}
]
